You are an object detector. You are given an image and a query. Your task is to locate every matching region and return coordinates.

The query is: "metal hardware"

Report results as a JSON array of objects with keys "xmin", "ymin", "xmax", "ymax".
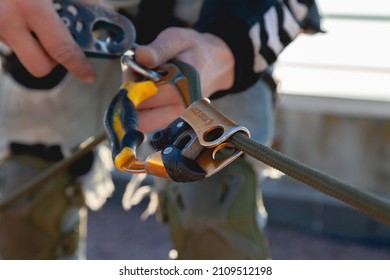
[
  {"xmin": 146, "ymin": 98, "xmax": 251, "ymax": 182},
  {"xmin": 121, "ymin": 51, "xmax": 162, "ymax": 82},
  {"xmin": 54, "ymin": 0, "xmax": 136, "ymax": 57}
]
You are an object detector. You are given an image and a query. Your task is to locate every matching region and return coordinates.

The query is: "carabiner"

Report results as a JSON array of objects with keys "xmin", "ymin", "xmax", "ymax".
[{"xmin": 104, "ymin": 56, "xmax": 250, "ymax": 182}]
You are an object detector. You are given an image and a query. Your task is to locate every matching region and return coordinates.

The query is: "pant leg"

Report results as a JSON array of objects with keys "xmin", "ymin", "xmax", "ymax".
[
  {"xmin": 0, "ymin": 154, "xmax": 87, "ymax": 260},
  {"xmin": 157, "ymin": 79, "xmax": 275, "ymax": 259}
]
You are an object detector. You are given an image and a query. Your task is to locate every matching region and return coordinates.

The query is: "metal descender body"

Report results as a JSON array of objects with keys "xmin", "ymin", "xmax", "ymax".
[{"xmin": 104, "ymin": 57, "xmax": 250, "ymax": 182}]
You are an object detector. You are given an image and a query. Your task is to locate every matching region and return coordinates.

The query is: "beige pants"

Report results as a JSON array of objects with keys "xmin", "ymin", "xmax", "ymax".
[{"xmin": 0, "ymin": 155, "xmax": 87, "ymax": 259}]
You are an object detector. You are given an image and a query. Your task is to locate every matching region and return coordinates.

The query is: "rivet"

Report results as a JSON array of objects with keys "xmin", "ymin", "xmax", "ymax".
[{"xmin": 163, "ymin": 147, "xmax": 173, "ymax": 155}]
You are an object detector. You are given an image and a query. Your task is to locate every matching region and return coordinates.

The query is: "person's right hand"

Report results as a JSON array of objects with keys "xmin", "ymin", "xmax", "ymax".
[
  {"xmin": 0, "ymin": 0, "xmax": 96, "ymax": 83},
  {"xmin": 126, "ymin": 27, "xmax": 235, "ymax": 133}
]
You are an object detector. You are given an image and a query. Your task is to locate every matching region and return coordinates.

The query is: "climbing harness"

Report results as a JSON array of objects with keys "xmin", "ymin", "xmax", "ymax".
[{"xmin": 2, "ymin": 0, "xmax": 389, "ymax": 228}]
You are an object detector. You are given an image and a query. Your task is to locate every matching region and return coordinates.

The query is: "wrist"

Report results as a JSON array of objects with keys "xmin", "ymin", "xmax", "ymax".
[
  {"xmin": 201, "ymin": 33, "xmax": 234, "ymax": 96},
  {"xmin": 195, "ymin": 16, "xmax": 259, "ymax": 97}
]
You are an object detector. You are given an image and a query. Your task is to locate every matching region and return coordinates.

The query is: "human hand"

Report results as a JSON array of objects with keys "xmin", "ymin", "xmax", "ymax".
[
  {"xmin": 126, "ymin": 27, "xmax": 235, "ymax": 133},
  {"xmin": 0, "ymin": 0, "xmax": 97, "ymax": 83}
]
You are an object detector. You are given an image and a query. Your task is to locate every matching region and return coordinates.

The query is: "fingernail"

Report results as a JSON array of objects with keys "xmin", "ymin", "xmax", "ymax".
[{"xmin": 136, "ymin": 46, "xmax": 159, "ymax": 68}]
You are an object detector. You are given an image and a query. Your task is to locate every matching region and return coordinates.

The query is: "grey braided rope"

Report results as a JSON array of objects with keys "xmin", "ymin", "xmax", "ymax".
[
  {"xmin": 179, "ymin": 61, "xmax": 390, "ymax": 225},
  {"xmin": 229, "ymin": 132, "xmax": 390, "ymax": 225}
]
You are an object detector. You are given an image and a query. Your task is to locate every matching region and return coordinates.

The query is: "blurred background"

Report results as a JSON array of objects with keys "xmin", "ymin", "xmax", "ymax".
[
  {"xmin": 269, "ymin": 0, "xmax": 390, "ymax": 243},
  {"xmin": 87, "ymin": 0, "xmax": 390, "ymax": 259}
]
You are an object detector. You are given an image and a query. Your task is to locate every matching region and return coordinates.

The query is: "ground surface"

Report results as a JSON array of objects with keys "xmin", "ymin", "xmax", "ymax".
[{"xmin": 87, "ymin": 186, "xmax": 390, "ymax": 260}]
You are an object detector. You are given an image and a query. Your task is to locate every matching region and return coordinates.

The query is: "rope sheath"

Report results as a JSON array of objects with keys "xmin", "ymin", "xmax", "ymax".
[{"xmin": 230, "ymin": 132, "xmax": 390, "ymax": 225}]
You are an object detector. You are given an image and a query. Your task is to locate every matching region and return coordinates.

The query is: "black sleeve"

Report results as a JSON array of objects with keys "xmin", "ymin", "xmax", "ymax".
[{"xmin": 193, "ymin": 0, "xmax": 322, "ymax": 97}]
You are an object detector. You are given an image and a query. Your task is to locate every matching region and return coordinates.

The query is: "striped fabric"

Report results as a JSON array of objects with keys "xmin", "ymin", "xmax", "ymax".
[{"xmin": 194, "ymin": 0, "xmax": 320, "ymax": 95}]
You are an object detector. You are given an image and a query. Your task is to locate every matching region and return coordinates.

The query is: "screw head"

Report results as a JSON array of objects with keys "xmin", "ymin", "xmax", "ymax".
[{"xmin": 163, "ymin": 147, "xmax": 173, "ymax": 155}]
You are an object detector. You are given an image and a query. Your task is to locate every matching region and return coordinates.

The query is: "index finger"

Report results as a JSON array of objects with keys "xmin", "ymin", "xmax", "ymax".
[{"xmin": 27, "ymin": 1, "xmax": 95, "ymax": 83}]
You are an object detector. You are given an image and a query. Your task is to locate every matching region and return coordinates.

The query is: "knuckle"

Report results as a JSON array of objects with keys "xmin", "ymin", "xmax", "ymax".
[
  {"xmin": 153, "ymin": 44, "xmax": 169, "ymax": 60},
  {"xmin": 0, "ymin": 7, "xmax": 15, "ymax": 28},
  {"xmin": 0, "ymin": 15, "xmax": 8, "ymax": 28},
  {"xmin": 16, "ymin": 0, "xmax": 39, "ymax": 14},
  {"xmin": 163, "ymin": 27, "xmax": 192, "ymax": 39},
  {"xmin": 48, "ymin": 44, "xmax": 91, "ymax": 79},
  {"xmin": 162, "ymin": 26, "xmax": 180, "ymax": 36},
  {"xmin": 49, "ymin": 44, "xmax": 78, "ymax": 64}
]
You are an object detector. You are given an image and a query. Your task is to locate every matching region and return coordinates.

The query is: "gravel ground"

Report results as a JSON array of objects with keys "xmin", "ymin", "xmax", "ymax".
[{"xmin": 86, "ymin": 188, "xmax": 390, "ymax": 260}]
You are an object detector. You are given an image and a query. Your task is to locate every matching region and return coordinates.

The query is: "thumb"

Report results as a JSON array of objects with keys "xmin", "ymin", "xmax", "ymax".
[
  {"xmin": 134, "ymin": 27, "xmax": 193, "ymax": 68},
  {"xmin": 134, "ymin": 45, "xmax": 161, "ymax": 68}
]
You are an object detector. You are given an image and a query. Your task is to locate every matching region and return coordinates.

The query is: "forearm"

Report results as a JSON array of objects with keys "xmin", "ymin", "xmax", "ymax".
[{"xmin": 194, "ymin": 0, "xmax": 321, "ymax": 96}]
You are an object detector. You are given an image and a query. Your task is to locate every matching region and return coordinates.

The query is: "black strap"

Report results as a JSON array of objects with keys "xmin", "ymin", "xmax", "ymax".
[
  {"xmin": 10, "ymin": 142, "xmax": 94, "ymax": 178},
  {"xmin": 1, "ymin": 53, "xmax": 67, "ymax": 90},
  {"xmin": 10, "ymin": 143, "xmax": 64, "ymax": 162}
]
